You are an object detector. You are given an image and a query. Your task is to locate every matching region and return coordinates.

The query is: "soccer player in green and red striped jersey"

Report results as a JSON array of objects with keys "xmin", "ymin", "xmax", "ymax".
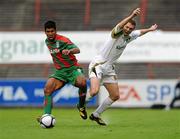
[{"xmin": 38, "ymin": 20, "xmax": 87, "ymax": 122}]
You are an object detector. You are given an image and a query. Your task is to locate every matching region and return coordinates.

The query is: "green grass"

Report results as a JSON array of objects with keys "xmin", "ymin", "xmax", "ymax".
[{"xmin": 0, "ymin": 108, "xmax": 180, "ymax": 139}]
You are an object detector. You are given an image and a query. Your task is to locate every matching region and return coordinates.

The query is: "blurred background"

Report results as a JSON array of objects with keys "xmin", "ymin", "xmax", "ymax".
[{"xmin": 0, "ymin": 0, "xmax": 180, "ymax": 108}]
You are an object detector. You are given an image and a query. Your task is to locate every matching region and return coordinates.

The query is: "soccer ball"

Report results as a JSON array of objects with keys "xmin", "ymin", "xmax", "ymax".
[{"xmin": 40, "ymin": 114, "xmax": 56, "ymax": 128}]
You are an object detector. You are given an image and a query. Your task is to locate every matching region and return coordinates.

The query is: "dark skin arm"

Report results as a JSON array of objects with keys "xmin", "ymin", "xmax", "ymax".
[{"xmin": 62, "ymin": 48, "xmax": 80, "ymax": 55}]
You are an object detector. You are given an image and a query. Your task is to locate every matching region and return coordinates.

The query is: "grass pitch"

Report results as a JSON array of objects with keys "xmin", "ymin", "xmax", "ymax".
[{"xmin": 0, "ymin": 108, "xmax": 180, "ymax": 139}]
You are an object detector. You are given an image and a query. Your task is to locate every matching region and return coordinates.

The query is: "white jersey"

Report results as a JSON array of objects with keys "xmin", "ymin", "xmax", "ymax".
[
  {"xmin": 89, "ymin": 26, "xmax": 141, "ymax": 82},
  {"xmin": 93, "ymin": 28, "xmax": 141, "ymax": 65}
]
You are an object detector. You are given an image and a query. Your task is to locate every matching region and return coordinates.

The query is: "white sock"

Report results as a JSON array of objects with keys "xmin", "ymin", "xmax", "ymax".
[{"xmin": 93, "ymin": 97, "xmax": 114, "ymax": 117}]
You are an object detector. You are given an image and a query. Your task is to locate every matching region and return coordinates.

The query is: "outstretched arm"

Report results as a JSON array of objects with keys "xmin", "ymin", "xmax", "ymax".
[
  {"xmin": 139, "ymin": 24, "xmax": 158, "ymax": 36},
  {"xmin": 116, "ymin": 8, "xmax": 140, "ymax": 29},
  {"xmin": 112, "ymin": 8, "xmax": 140, "ymax": 37}
]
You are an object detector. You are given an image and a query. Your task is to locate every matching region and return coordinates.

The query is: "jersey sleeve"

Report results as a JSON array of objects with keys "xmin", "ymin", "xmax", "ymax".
[
  {"xmin": 129, "ymin": 30, "xmax": 141, "ymax": 40},
  {"xmin": 111, "ymin": 25, "xmax": 123, "ymax": 38},
  {"xmin": 65, "ymin": 38, "xmax": 78, "ymax": 49},
  {"xmin": 66, "ymin": 43, "xmax": 78, "ymax": 49},
  {"xmin": 60, "ymin": 35, "xmax": 78, "ymax": 49}
]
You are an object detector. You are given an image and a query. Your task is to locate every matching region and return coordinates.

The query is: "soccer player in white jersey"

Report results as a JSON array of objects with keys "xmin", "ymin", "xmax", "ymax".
[{"xmin": 87, "ymin": 8, "xmax": 158, "ymax": 125}]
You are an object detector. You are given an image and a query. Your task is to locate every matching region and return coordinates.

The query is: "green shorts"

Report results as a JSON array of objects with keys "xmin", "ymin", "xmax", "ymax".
[{"xmin": 49, "ymin": 66, "xmax": 85, "ymax": 85}]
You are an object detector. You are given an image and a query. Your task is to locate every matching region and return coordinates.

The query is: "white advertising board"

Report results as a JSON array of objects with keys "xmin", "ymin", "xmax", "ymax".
[
  {"xmin": 0, "ymin": 31, "xmax": 180, "ymax": 63},
  {"xmin": 99, "ymin": 79, "xmax": 178, "ymax": 108},
  {"xmin": 120, "ymin": 31, "xmax": 180, "ymax": 63}
]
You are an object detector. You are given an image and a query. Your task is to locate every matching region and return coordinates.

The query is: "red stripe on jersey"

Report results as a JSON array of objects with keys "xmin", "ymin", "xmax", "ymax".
[
  {"xmin": 56, "ymin": 35, "xmax": 79, "ymax": 69},
  {"xmin": 55, "ymin": 52, "xmax": 71, "ymax": 68},
  {"xmin": 46, "ymin": 34, "xmax": 80, "ymax": 69},
  {"xmin": 54, "ymin": 53, "xmax": 80, "ymax": 69},
  {"xmin": 71, "ymin": 55, "xmax": 80, "ymax": 67},
  {"xmin": 56, "ymin": 35, "xmax": 73, "ymax": 45},
  {"xmin": 53, "ymin": 58, "xmax": 61, "ymax": 69}
]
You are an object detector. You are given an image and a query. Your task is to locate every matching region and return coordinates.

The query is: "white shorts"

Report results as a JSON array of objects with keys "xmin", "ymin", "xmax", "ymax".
[{"xmin": 88, "ymin": 61, "xmax": 118, "ymax": 84}]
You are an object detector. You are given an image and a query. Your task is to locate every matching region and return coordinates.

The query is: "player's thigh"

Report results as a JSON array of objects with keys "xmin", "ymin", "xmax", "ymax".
[
  {"xmin": 104, "ymin": 82, "xmax": 119, "ymax": 101},
  {"xmin": 44, "ymin": 78, "xmax": 65, "ymax": 95}
]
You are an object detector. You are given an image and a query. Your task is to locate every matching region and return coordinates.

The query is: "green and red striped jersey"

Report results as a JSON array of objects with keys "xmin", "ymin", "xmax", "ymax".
[{"xmin": 45, "ymin": 34, "xmax": 80, "ymax": 69}]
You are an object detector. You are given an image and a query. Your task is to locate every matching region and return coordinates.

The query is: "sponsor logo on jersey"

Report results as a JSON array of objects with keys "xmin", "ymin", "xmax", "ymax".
[
  {"xmin": 56, "ymin": 41, "xmax": 60, "ymax": 48},
  {"xmin": 116, "ymin": 45, "xmax": 125, "ymax": 50},
  {"xmin": 50, "ymin": 48, "xmax": 60, "ymax": 54}
]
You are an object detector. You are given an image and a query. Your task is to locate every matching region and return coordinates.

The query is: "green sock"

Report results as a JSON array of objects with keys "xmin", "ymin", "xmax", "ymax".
[{"xmin": 44, "ymin": 95, "xmax": 52, "ymax": 114}]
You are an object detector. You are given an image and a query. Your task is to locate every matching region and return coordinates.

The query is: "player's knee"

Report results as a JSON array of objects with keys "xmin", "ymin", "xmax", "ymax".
[
  {"xmin": 110, "ymin": 93, "xmax": 120, "ymax": 101},
  {"xmin": 81, "ymin": 79, "xmax": 87, "ymax": 87},
  {"xmin": 75, "ymin": 78, "xmax": 87, "ymax": 88},
  {"xmin": 44, "ymin": 87, "xmax": 53, "ymax": 96}
]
